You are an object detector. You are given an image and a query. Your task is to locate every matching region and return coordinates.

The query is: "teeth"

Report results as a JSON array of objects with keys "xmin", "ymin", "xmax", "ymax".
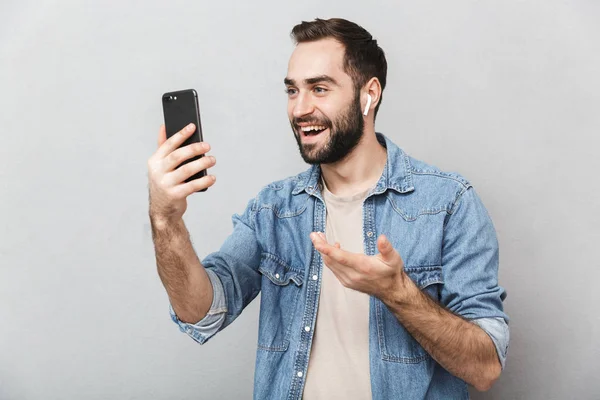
[{"xmin": 301, "ymin": 125, "xmax": 326, "ymax": 132}]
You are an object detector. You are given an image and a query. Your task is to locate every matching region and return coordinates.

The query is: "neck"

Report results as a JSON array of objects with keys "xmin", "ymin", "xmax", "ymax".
[{"xmin": 320, "ymin": 126, "xmax": 387, "ymax": 197}]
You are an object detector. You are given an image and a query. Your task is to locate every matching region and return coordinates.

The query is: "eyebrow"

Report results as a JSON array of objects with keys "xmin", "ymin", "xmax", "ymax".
[{"xmin": 284, "ymin": 75, "xmax": 340, "ymax": 87}]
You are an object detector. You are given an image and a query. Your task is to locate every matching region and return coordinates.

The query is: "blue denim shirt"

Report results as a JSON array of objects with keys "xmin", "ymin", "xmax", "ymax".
[{"xmin": 170, "ymin": 133, "xmax": 509, "ymax": 399}]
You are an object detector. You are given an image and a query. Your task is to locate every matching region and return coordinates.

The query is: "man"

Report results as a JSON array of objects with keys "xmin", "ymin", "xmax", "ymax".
[{"xmin": 148, "ymin": 18, "xmax": 509, "ymax": 400}]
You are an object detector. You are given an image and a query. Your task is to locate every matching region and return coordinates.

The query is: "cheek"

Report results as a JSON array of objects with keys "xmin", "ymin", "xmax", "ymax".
[{"xmin": 316, "ymin": 100, "xmax": 344, "ymax": 123}]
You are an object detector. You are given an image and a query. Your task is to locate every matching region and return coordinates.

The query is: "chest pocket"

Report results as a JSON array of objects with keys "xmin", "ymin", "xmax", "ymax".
[
  {"xmin": 257, "ymin": 253, "xmax": 304, "ymax": 352},
  {"xmin": 376, "ymin": 266, "xmax": 443, "ymax": 363}
]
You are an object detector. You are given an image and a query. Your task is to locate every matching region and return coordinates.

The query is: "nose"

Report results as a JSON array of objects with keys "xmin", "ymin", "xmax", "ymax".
[{"xmin": 292, "ymin": 92, "xmax": 315, "ymax": 119}]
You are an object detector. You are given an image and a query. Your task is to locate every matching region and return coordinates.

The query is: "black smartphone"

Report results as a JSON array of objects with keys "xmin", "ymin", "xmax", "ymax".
[{"xmin": 161, "ymin": 88, "xmax": 207, "ymax": 192}]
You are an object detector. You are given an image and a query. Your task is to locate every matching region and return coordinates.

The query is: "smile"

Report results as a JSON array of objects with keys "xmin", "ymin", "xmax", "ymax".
[{"xmin": 299, "ymin": 125, "xmax": 327, "ymax": 136}]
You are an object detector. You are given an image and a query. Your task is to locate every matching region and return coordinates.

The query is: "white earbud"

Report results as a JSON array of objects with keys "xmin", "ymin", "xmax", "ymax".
[{"xmin": 363, "ymin": 94, "xmax": 372, "ymax": 116}]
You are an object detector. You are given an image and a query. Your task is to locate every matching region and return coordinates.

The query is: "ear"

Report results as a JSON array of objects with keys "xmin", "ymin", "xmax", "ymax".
[{"xmin": 362, "ymin": 77, "xmax": 382, "ymax": 118}]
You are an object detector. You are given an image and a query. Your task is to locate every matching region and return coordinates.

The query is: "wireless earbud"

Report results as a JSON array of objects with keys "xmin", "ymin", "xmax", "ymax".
[{"xmin": 363, "ymin": 94, "xmax": 372, "ymax": 116}]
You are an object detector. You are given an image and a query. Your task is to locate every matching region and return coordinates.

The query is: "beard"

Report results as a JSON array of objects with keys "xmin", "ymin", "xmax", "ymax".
[{"xmin": 290, "ymin": 90, "xmax": 365, "ymax": 165}]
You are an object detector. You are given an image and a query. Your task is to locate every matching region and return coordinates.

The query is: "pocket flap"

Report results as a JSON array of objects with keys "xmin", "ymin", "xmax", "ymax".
[
  {"xmin": 404, "ymin": 265, "xmax": 443, "ymax": 290},
  {"xmin": 258, "ymin": 253, "xmax": 304, "ymax": 287}
]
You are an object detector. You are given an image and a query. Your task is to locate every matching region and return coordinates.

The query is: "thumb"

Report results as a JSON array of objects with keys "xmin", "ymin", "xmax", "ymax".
[{"xmin": 377, "ymin": 234, "xmax": 396, "ymax": 261}]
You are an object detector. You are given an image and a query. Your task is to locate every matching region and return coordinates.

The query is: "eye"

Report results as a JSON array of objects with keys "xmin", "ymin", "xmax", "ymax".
[
  {"xmin": 314, "ymin": 87, "xmax": 328, "ymax": 94},
  {"xmin": 285, "ymin": 87, "xmax": 298, "ymax": 96}
]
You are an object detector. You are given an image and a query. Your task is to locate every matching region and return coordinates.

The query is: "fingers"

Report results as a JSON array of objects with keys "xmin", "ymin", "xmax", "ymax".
[
  {"xmin": 157, "ymin": 124, "xmax": 167, "ymax": 147},
  {"xmin": 156, "ymin": 123, "xmax": 197, "ymax": 159},
  {"xmin": 169, "ymin": 154, "xmax": 217, "ymax": 184},
  {"xmin": 310, "ymin": 232, "xmax": 355, "ymax": 268},
  {"xmin": 311, "ymin": 232, "xmax": 326, "ymax": 243},
  {"xmin": 318, "ymin": 248, "xmax": 361, "ymax": 289},
  {"xmin": 310, "ymin": 232, "xmax": 327, "ymax": 250},
  {"xmin": 172, "ymin": 174, "xmax": 217, "ymax": 198},
  {"xmin": 165, "ymin": 141, "xmax": 212, "ymax": 172},
  {"xmin": 148, "ymin": 123, "xmax": 217, "ymax": 198},
  {"xmin": 310, "ymin": 232, "xmax": 364, "ymax": 288}
]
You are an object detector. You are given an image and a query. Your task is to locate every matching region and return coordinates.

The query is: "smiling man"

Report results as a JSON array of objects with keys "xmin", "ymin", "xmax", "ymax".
[{"xmin": 148, "ymin": 18, "xmax": 509, "ymax": 400}]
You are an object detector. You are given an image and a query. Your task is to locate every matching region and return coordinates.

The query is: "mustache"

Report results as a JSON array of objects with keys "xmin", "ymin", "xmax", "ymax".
[{"xmin": 293, "ymin": 116, "xmax": 332, "ymax": 127}]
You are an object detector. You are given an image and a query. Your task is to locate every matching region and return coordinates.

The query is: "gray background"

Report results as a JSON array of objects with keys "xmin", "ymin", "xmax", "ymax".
[{"xmin": 1, "ymin": 0, "xmax": 598, "ymax": 399}]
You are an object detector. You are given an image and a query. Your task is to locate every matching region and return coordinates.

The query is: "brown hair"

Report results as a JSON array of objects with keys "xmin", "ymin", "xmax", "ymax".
[{"xmin": 291, "ymin": 18, "xmax": 388, "ymax": 118}]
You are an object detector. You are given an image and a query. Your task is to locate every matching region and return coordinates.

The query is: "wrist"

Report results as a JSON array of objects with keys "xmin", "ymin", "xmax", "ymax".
[
  {"xmin": 150, "ymin": 216, "xmax": 170, "ymax": 231},
  {"xmin": 149, "ymin": 213, "xmax": 183, "ymax": 232},
  {"xmin": 381, "ymin": 270, "xmax": 417, "ymax": 307}
]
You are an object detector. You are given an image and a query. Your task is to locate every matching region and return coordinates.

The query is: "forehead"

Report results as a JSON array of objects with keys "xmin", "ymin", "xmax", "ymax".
[{"xmin": 287, "ymin": 38, "xmax": 349, "ymax": 84}]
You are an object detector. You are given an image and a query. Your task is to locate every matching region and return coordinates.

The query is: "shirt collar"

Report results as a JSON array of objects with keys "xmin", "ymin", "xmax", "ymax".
[{"xmin": 292, "ymin": 132, "xmax": 415, "ymax": 196}]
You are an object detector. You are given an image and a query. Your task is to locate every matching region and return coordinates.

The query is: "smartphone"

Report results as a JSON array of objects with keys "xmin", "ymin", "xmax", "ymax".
[{"xmin": 161, "ymin": 88, "xmax": 207, "ymax": 192}]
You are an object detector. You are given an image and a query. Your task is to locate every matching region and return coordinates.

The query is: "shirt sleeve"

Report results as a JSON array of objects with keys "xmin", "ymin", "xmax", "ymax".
[
  {"xmin": 168, "ymin": 197, "xmax": 263, "ymax": 344},
  {"xmin": 471, "ymin": 317, "xmax": 510, "ymax": 370},
  {"xmin": 440, "ymin": 186, "xmax": 509, "ymax": 322},
  {"xmin": 169, "ymin": 268, "xmax": 227, "ymax": 344}
]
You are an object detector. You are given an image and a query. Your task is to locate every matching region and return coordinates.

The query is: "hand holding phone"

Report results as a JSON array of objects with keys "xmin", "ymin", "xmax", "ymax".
[
  {"xmin": 147, "ymin": 89, "xmax": 217, "ymax": 224},
  {"xmin": 162, "ymin": 89, "xmax": 209, "ymax": 191}
]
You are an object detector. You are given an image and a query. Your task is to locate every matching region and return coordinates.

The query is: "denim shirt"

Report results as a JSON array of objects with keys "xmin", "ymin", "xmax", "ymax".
[{"xmin": 169, "ymin": 133, "xmax": 510, "ymax": 400}]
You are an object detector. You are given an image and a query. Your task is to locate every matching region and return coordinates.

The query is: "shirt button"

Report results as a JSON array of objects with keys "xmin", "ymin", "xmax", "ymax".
[
  {"xmin": 304, "ymin": 326, "xmax": 310, "ymax": 332},
  {"xmin": 297, "ymin": 371, "xmax": 303, "ymax": 378},
  {"xmin": 275, "ymin": 273, "xmax": 280, "ymax": 279},
  {"xmin": 185, "ymin": 327, "xmax": 192, "ymax": 333},
  {"xmin": 312, "ymin": 275, "xmax": 318, "ymax": 280},
  {"xmin": 367, "ymin": 231, "xmax": 374, "ymax": 237}
]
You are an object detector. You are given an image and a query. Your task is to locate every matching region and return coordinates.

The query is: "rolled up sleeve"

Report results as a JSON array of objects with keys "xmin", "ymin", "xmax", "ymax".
[
  {"xmin": 472, "ymin": 317, "xmax": 510, "ymax": 370},
  {"xmin": 440, "ymin": 186, "xmax": 510, "ymax": 369},
  {"xmin": 169, "ymin": 269, "xmax": 227, "ymax": 344}
]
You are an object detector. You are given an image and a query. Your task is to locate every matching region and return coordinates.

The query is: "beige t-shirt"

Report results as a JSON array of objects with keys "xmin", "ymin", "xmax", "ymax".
[{"xmin": 303, "ymin": 179, "xmax": 372, "ymax": 400}]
